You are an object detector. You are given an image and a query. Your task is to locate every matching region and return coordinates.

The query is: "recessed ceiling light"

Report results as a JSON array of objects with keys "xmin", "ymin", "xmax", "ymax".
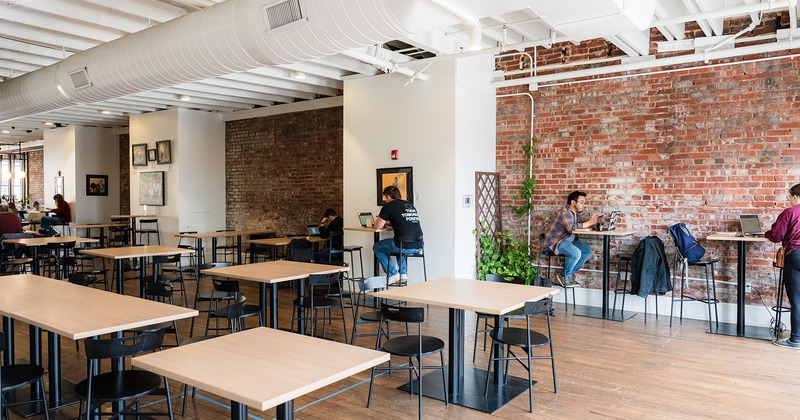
[
  {"xmin": 44, "ymin": 122, "xmax": 54, "ymax": 126},
  {"xmin": 179, "ymin": 94, "xmax": 192, "ymax": 102},
  {"xmin": 100, "ymin": 110, "xmax": 111, "ymax": 114},
  {"xmin": 1, "ymin": 130, "xmax": 9, "ymax": 134},
  {"xmin": 291, "ymin": 71, "xmax": 306, "ymax": 80}
]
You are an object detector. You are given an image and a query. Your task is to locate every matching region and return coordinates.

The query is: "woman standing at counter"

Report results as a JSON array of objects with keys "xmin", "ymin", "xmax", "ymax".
[{"xmin": 767, "ymin": 183, "xmax": 800, "ymax": 349}]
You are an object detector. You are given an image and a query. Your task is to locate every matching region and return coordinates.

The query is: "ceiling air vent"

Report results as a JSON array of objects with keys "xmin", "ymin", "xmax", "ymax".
[
  {"xmin": 263, "ymin": 0, "xmax": 304, "ymax": 31},
  {"xmin": 68, "ymin": 67, "xmax": 92, "ymax": 91}
]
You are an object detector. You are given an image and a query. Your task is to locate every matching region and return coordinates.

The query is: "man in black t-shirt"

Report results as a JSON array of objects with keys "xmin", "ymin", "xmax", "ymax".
[{"xmin": 374, "ymin": 186, "xmax": 423, "ymax": 283}]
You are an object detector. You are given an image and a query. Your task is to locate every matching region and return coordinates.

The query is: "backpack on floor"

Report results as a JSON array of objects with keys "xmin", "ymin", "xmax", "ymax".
[{"xmin": 668, "ymin": 223, "xmax": 706, "ymax": 262}]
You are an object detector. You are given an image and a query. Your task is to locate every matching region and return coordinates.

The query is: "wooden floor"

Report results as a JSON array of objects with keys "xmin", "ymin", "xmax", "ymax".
[{"xmin": 5, "ymin": 271, "xmax": 800, "ymax": 419}]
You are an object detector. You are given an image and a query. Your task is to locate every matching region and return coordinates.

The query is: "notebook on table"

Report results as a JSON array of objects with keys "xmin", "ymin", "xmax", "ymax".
[{"xmin": 739, "ymin": 215, "xmax": 764, "ymax": 236}]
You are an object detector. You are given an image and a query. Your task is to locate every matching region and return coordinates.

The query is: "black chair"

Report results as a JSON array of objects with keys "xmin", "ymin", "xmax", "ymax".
[
  {"xmin": 536, "ymin": 233, "xmax": 575, "ymax": 311},
  {"xmin": 138, "ymin": 218, "xmax": 160, "ymax": 245},
  {"xmin": 189, "ymin": 262, "xmax": 234, "ymax": 337},
  {"xmin": 109, "ymin": 217, "xmax": 131, "ymax": 247},
  {"xmin": 668, "ymin": 228, "xmax": 720, "ymax": 329},
  {"xmin": 386, "ymin": 235, "xmax": 427, "ymax": 286},
  {"xmin": 204, "ymin": 280, "xmax": 262, "ymax": 335},
  {"xmin": 368, "ymin": 304, "xmax": 447, "ymax": 418},
  {"xmin": 127, "ymin": 282, "xmax": 182, "ymax": 347},
  {"xmin": 350, "ymin": 276, "xmax": 391, "ymax": 345},
  {"xmin": 772, "ymin": 263, "xmax": 791, "ymax": 341},
  {"xmin": 246, "ymin": 232, "xmax": 275, "ymax": 263},
  {"xmin": 341, "ymin": 230, "xmax": 365, "ymax": 280},
  {"xmin": 0, "ymin": 240, "xmax": 33, "ymax": 275},
  {"xmin": 316, "ymin": 230, "xmax": 345, "ymax": 263},
  {"xmin": 483, "ymin": 299, "xmax": 557, "ymax": 413},
  {"xmin": 152, "ymin": 254, "xmax": 188, "ymax": 307},
  {"xmin": 1, "ymin": 332, "xmax": 50, "ymax": 420},
  {"xmin": 291, "ymin": 272, "xmax": 349, "ymax": 342},
  {"xmin": 612, "ymin": 253, "xmax": 633, "ymax": 315},
  {"xmin": 286, "ymin": 238, "xmax": 313, "ymax": 262},
  {"xmin": 75, "ymin": 329, "xmax": 174, "ymax": 420},
  {"xmin": 472, "ymin": 274, "xmax": 525, "ymax": 362},
  {"xmin": 214, "ymin": 230, "xmax": 237, "ymax": 262},
  {"xmin": 45, "ymin": 240, "xmax": 77, "ymax": 279}
]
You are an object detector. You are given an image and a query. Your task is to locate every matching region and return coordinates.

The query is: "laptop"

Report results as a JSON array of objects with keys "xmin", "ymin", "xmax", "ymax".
[
  {"xmin": 358, "ymin": 212, "xmax": 374, "ymax": 228},
  {"xmin": 607, "ymin": 211, "xmax": 620, "ymax": 231},
  {"xmin": 739, "ymin": 215, "xmax": 764, "ymax": 236},
  {"xmin": 306, "ymin": 224, "xmax": 321, "ymax": 237}
]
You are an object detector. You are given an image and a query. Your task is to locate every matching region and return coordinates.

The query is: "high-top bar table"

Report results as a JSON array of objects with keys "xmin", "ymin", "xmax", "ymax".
[
  {"xmin": 706, "ymin": 232, "xmax": 772, "ymax": 339},
  {"xmin": 0, "ymin": 274, "xmax": 197, "ymax": 412},
  {"xmin": 133, "ymin": 327, "xmax": 388, "ymax": 420},
  {"xmin": 246, "ymin": 235, "xmax": 328, "ymax": 262},
  {"xmin": 570, "ymin": 228, "xmax": 639, "ymax": 321},
  {"xmin": 374, "ymin": 277, "xmax": 558, "ymax": 413},
  {"xmin": 175, "ymin": 229, "xmax": 274, "ymax": 268},
  {"xmin": 343, "ymin": 226, "xmax": 392, "ymax": 276},
  {"xmin": 66, "ymin": 223, "xmax": 123, "ymax": 247},
  {"xmin": 110, "ymin": 214, "xmax": 146, "ymax": 245},
  {"xmin": 3, "ymin": 236, "xmax": 99, "ymax": 275},
  {"xmin": 200, "ymin": 260, "xmax": 349, "ymax": 331},
  {"xmin": 80, "ymin": 245, "xmax": 193, "ymax": 295}
]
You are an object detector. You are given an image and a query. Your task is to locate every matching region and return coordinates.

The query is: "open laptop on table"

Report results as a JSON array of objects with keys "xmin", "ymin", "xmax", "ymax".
[
  {"xmin": 306, "ymin": 225, "xmax": 321, "ymax": 237},
  {"xmin": 739, "ymin": 215, "xmax": 765, "ymax": 236},
  {"xmin": 358, "ymin": 212, "xmax": 374, "ymax": 228}
]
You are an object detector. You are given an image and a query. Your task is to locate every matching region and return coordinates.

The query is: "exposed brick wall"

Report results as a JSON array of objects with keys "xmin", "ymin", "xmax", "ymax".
[
  {"xmin": 497, "ymin": 52, "xmax": 800, "ymax": 305},
  {"xmin": 26, "ymin": 147, "xmax": 44, "ymax": 206},
  {"xmin": 225, "ymin": 107, "xmax": 343, "ymax": 236},
  {"xmin": 119, "ymin": 134, "xmax": 130, "ymax": 215}
]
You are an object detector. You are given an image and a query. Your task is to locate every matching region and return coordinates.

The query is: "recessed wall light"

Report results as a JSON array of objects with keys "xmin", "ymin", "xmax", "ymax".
[
  {"xmin": 1, "ymin": 130, "xmax": 9, "ymax": 134},
  {"xmin": 44, "ymin": 122, "xmax": 54, "ymax": 126},
  {"xmin": 179, "ymin": 94, "xmax": 192, "ymax": 102}
]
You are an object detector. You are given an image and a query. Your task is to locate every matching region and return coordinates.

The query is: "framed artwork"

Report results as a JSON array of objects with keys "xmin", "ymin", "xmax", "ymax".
[
  {"xmin": 132, "ymin": 143, "xmax": 148, "ymax": 167},
  {"xmin": 376, "ymin": 166, "xmax": 413, "ymax": 205},
  {"xmin": 156, "ymin": 140, "xmax": 172, "ymax": 164},
  {"xmin": 86, "ymin": 174, "xmax": 108, "ymax": 196},
  {"xmin": 54, "ymin": 176, "xmax": 64, "ymax": 195},
  {"xmin": 139, "ymin": 171, "xmax": 165, "ymax": 206},
  {"xmin": 147, "ymin": 149, "xmax": 156, "ymax": 161}
]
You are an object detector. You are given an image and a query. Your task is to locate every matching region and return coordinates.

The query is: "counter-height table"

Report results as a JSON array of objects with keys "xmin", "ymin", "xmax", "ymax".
[
  {"xmin": 110, "ymin": 214, "xmax": 146, "ymax": 245},
  {"xmin": 133, "ymin": 327, "xmax": 388, "ymax": 420},
  {"xmin": 66, "ymin": 223, "xmax": 124, "ymax": 247},
  {"xmin": 246, "ymin": 236, "xmax": 328, "ymax": 262},
  {"xmin": 80, "ymin": 245, "xmax": 193, "ymax": 295},
  {"xmin": 3, "ymin": 236, "xmax": 99, "ymax": 275},
  {"xmin": 0, "ymin": 274, "xmax": 197, "ymax": 412},
  {"xmin": 571, "ymin": 228, "xmax": 639, "ymax": 321},
  {"xmin": 706, "ymin": 232, "xmax": 772, "ymax": 339},
  {"xmin": 175, "ymin": 229, "xmax": 274, "ymax": 269},
  {"xmin": 343, "ymin": 226, "xmax": 392, "ymax": 276},
  {"xmin": 374, "ymin": 277, "xmax": 558, "ymax": 413},
  {"xmin": 200, "ymin": 260, "xmax": 349, "ymax": 332}
]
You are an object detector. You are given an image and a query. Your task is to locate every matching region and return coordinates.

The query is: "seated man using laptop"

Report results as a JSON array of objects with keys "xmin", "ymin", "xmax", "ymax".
[
  {"xmin": 543, "ymin": 191, "xmax": 601, "ymax": 287},
  {"xmin": 374, "ymin": 186, "xmax": 423, "ymax": 283},
  {"xmin": 314, "ymin": 208, "xmax": 343, "ymax": 262}
]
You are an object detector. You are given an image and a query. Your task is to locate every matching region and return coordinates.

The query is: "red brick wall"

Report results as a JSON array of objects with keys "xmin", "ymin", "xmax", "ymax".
[
  {"xmin": 119, "ymin": 134, "xmax": 130, "ymax": 215},
  {"xmin": 497, "ymin": 57, "xmax": 800, "ymax": 305},
  {"xmin": 225, "ymin": 107, "xmax": 343, "ymax": 235},
  {"xmin": 26, "ymin": 147, "xmax": 44, "ymax": 206}
]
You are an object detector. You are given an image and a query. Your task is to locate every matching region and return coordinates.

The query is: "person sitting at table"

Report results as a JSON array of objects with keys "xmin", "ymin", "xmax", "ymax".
[
  {"xmin": 315, "ymin": 208, "xmax": 344, "ymax": 262},
  {"xmin": 40, "ymin": 194, "xmax": 70, "ymax": 236},
  {"xmin": 7, "ymin": 202, "xmax": 19, "ymax": 218},
  {"xmin": 543, "ymin": 191, "xmax": 601, "ymax": 287},
  {"xmin": 767, "ymin": 183, "xmax": 800, "ymax": 349},
  {"xmin": 0, "ymin": 203, "xmax": 24, "ymax": 237},
  {"xmin": 31, "ymin": 201, "xmax": 40, "ymax": 212},
  {"xmin": 374, "ymin": 185, "xmax": 423, "ymax": 283}
]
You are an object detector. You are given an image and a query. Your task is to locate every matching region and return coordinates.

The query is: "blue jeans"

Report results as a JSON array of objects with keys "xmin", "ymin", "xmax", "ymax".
[
  {"xmin": 39, "ymin": 216, "xmax": 62, "ymax": 236},
  {"xmin": 373, "ymin": 238, "xmax": 421, "ymax": 276},
  {"xmin": 557, "ymin": 239, "xmax": 592, "ymax": 277}
]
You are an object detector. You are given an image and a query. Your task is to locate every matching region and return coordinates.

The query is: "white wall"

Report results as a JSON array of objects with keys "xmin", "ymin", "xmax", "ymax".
[
  {"xmin": 343, "ymin": 56, "xmax": 495, "ymax": 281},
  {"xmin": 43, "ymin": 126, "xmax": 77, "ymax": 221},
  {"xmin": 130, "ymin": 108, "xmax": 224, "ymax": 246},
  {"xmin": 74, "ymin": 126, "xmax": 120, "ymax": 223}
]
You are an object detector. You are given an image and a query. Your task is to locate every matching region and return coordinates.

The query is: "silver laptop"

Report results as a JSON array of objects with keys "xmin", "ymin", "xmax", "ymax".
[
  {"xmin": 739, "ymin": 215, "xmax": 764, "ymax": 236},
  {"xmin": 358, "ymin": 212, "xmax": 374, "ymax": 228},
  {"xmin": 607, "ymin": 211, "xmax": 620, "ymax": 230},
  {"xmin": 306, "ymin": 225, "xmax": 321, "ymax": 237}
]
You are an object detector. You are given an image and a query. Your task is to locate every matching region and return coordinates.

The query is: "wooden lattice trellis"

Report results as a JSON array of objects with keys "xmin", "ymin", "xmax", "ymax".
[{"xmin": 475, "ymin": 171, "xmax": 502, "ymax": 266}]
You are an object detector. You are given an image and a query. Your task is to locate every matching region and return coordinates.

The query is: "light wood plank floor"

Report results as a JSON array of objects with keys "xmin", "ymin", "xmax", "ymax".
[{"xmin": 4, "ymin": 272, "xmax": 799, "ymax": 419}]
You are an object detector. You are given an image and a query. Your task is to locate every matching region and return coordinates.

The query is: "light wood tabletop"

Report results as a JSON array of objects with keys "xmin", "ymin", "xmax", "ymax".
[
  {"xmin": 707, "ymin": 232, "xmax": 771, "ymax": 242},
  {"xmin": 343, "ymin": 226, "xmax": 392, "ymax": 233},
  {"xmin": 3, "ymin": 236, "xmax": 99, "ymax": 246},
  {"xmin": 200, "ymin": 259, "xmax": 348, "ymax": 284},
  {"xmin": 374, "ymin": 276, "xmax": 558, "ymax": 315},
  {"xmin": 80, "ymin": 245, "xmax": 193, "ymax": 259},
  {"xmin": 0, "ymin": 274, "xmax": 197, "ymax": 339},
  {"xmin": 248, "ymin": 236, "xmax": 328, "ymax": 247},
  {"xmin": 572, "ymin": 228, "xmax": 639, "ymax": 237},
  {"xmin": 132, "ymin": 327, "xmax": 389, "ymax": 414},
  {"xmin": 174, "ymin": 229, "xmax": 274, "ymax": 239}
]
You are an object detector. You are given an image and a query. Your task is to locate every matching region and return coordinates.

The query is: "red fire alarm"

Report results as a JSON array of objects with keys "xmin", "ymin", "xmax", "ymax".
[{"xmin": 391, "ymin": 150, "xmax": 398, "ymax": 160}]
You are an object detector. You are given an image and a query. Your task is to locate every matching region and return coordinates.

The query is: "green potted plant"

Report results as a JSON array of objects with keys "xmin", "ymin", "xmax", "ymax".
[{"xmin": 475, "ymin": 228, "xmax": 537, "ymax": 284}]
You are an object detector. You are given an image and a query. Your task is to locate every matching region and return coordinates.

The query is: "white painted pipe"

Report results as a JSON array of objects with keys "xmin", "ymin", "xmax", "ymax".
[{"xmin": 340, "ymin": 50, "xmax": 429, "ymax": 80}]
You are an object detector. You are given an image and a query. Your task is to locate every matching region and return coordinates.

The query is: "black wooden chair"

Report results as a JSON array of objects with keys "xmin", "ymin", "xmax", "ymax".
[
  {"xmin": 483, "ymin": 299, "xmax": 557, "ymax": 413},
  {"xmin": 368, "ymin": 304, "xmax": 447, "ymax": 418},
  {"xmin": 75, "ymin": 329, "xmax": 174, "ymax": 420},
  {"xmin": 291, "ymin": 272, "xmax": 349, "ymax": 342},
  {"xmin": 386, "ymin": 235, "xmax": 427, "ymax": 286},
  {"xmin": 668, "ymin": 227, "xmax": 720, "ymax": 329},
  {"xmin": 286, "ymin": 238, "xmax": 313, "ymax": 262},
  {"xmin": 126, "ymin": 282, "xmax": 182, "ymax": 347},
  {"xmin": 152, "ymin": 254, "xmax": 188, "ymax": 307},
  {"xmin": 204, "ymin": 280, "xmax": 262, "ymax": 335},
  {"xmin": 472, "ymin": 274, "xmax": 525, "ymax": 362},
  {"xmin": 1, "ymin": 332, "xmax": 50, "ymax": 420}
]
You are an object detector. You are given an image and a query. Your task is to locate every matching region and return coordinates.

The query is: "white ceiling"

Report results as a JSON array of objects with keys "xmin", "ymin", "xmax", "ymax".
[{"xmin": 1, "ymin": 0, "xmax": 797, "ymax": 144}]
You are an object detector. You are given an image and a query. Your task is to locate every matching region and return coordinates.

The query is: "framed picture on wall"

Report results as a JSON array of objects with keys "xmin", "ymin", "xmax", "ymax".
[
  {"xmin": 54, "ymin": 176, "xmax": 64, "ymax": 195},
  {"xmin": 156, "ymin": 140, "xmax": 172, "ymax": 164},
  {"xmin": 139, "ymin": 171, "xmax": 165, "ymax": 206},
  {"xmin": 132, "ymin": 143, "xmax": 148, "ymax": 166},
  {"xmin": 86, "ymin": 174, "xmax": 108, "ymax": 196},
  {"xmin": 147, "ymin": 149, "xmax": 156, "ymax": 161},
  {"xmin": 376, "ymin": 166, "xmax": 413, "ymax": 205}
]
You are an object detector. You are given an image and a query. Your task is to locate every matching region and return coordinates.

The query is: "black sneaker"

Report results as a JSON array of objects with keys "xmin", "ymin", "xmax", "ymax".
[
  {"xmin": 552, "ymin": 273, "xmax": 565, "ymax": 287},
  {"xmin": 774, "ymin": 338, "xmax": 800, "ymax": 349},
  {"xmin": 565, "ymin": 274, "xmax": 579, "ymax": 286}
]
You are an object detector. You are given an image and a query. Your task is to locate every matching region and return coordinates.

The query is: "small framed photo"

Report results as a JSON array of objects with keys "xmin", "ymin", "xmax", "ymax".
[
  {"xmin": 86, "ymin": 174, "xmax": 108, "ymax": 196},
  {"xmin": 132, "ymin": 143, "xmax": 148, "ymax": 167},
  {"xmin": 376, "ymin": 166, "xmax": 413, "ymax": 205},
  {"xmin": 148, "ymin": 149, "xmax": 156, "ymax": 161},
  {"xmin": 156, "ymin": 140, "xmax": 172, "ymax": 164}
]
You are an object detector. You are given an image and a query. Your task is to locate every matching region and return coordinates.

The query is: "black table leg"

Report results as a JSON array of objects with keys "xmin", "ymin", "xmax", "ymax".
[
  {"xmin": 601, "ymin": 235, "xmax": 610, "ymax": 318},
  {"xmin": 116, "ymin": 259, "xmax": 125, "ymax": 294},
  {"xmin": 573, "ymin": 235, "xmax": 636, "ymax": 321},
  {"xmin": 373, "ymin": 231, "xmax": 380, "ymax": 276},
  {"xmin": 296, "ymin": 278, "xmax": 306, "ymax": 335},
  {"xmin": 276, "ymin": 400, "xmax": 294, "ymax": 420},
  {"xmin": 236, "ymin": 235, "xmax": 243, "ymax": 265},
  {"xmin": 29, "ymin": 325, "xmax": 41, "ymax": 399},
  {"xmin": 231, "ymin": 401, "xmax": 248, "ymax": 420},
  {"xmin": 269, "ymin": 283, "xmax": 279, "ymax": 329},
  {"xmin": 449, "ymin": 308, "xmax": 465, "ymax": 395},
  {"xmin": 30, "ymin": 246, "xmax": 40, "ymax": 275},
  {"xmin": 3, "ymin": 316, "xmax": 13, "ymax": 364},
  {"xmin": 737, "ymin": 240, "xmax": 746, "ymax": 337},
  {"xmin": 48, "ymin": 332, "xmax": 61, "ymax": 405}
]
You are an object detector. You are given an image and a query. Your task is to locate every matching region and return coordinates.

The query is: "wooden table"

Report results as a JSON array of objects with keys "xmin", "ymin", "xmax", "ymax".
[
  {"xmin": 110, "ymin": 214, "xmax": 147, "ymax": 245},
  {"xmin": 67, "ymin": 223, "xmax": 122, "ymax": 247},
  {"xmin": 571, "ymin": 228, "xmax": 639, "ymax": 321},
  {"xmin": 3, "ymin": 236, "xmax": 99, "ymax": 275},
  {"xmin": 374, "ymin": 277, "xmax": 558, "ymax": 413},
  {"xmin": 247, "ymin": 236, "xmax": 328, "ymax": 262},
  {"xmin": 200, "ymin": 260, "xmax": 349, "ymax": 331},
  {"xmin": 175, "ymin": 229, "xmax": 274, "ymax": 267},
  {"xmin": 132, "ymin": 327, "xmax": 388, "ymax": 420},
  {"xmin": 80, "ymin": 246, "xmax": 193, "ymax": 295},
  {"xmin": 706, "ymin": 232, "xmax": 772, "ymax": 339},
  {"xmin": 0, "ymin": 274, "xmax": 197, "ymax": 411},
  {"xmin": 343, "ymin": 226, "xmax": 392, "ymax": 276}
]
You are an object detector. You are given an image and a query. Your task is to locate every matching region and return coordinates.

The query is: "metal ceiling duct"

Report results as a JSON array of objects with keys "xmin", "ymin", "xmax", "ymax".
[
  {"xmin": 0, "ymin": 0, "xmax": 465, "ymax": 123},
  {"xmin": 529, "ymin": 0, "xmax": 656, "ymax": 41}
]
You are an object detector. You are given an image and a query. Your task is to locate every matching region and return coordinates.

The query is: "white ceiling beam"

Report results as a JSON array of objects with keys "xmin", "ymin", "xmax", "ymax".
[
  {"xmin": 0, "ymin": 59, "xmax": 40, "ymax": 73},
  {"xmin": 228, "ymin": 70, "xmax": 339, "ymax": 97},
  {"xmin": 159, "ymin": 87, "xmax": 275, "ymax": 108},
  {"xmin": 79, "ymin": 0, "xmax": 188, "ymax": 23},
  {"xmin": 246, "ymin": 67, "xmax": 343, "ymax": 92},
  {"xmin": 0, "ymin": 5, "xmax": 124, "ymax": 43},
  {"xmin": 0, "ymin": 21, "xmax": 99, "ymax": 51},
  {"xmin": 0, "ymin": 49, "xmax": 59, "ymax": 67},
  {"xmin": 307, "ymin": 54, "xmax": 383, "ymax": 76},
  {"xmin": 132, "ymin": 92, "xmax": 241, "ymax": 112},
  {"xmin": 0, "ymin": 38, "xmax": 74, "ymax": 60},
  {"xmin": 11, "ymin": 0, "xmax": 151, "ymax": 34},
  {"xmin": 216, "ymin": 75, "xmax": 315, "ymax": 101},
  {"xmin": 176, "ymin": 80, "xmax": 296, "ymax": 104},
  {"xmin": 605, "ymin": 30, "xmax": 652, "ymax": 56},
  {"xmin": 654, "ymin": 0, "xmax": 686, "ymax": 40},
  {"xmin": 280, "ymin": 61, "xmax": 357, "ymax": 80}
]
